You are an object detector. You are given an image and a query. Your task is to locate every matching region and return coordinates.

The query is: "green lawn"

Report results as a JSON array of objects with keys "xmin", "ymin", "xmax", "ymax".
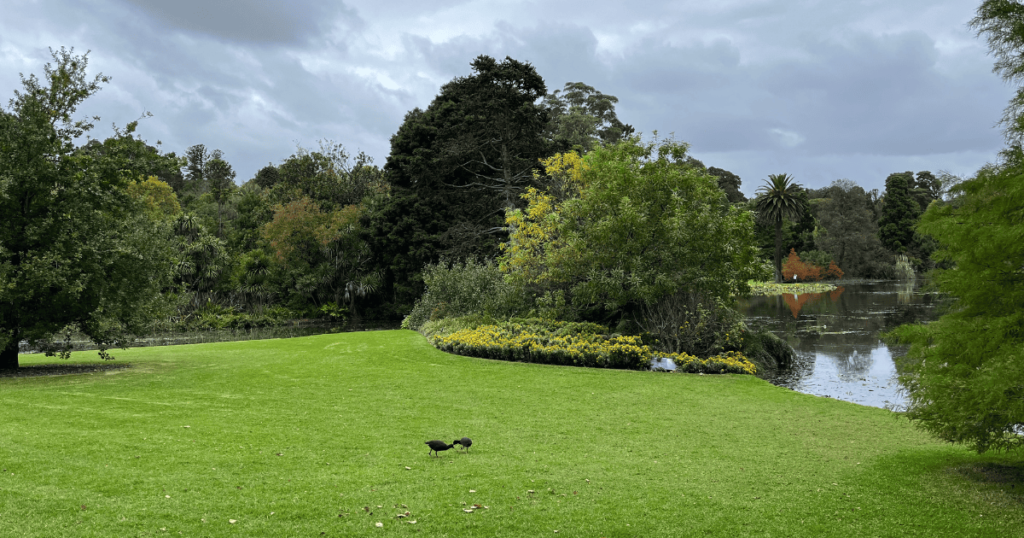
[{"xmin": 1, "ymin": 330, "xmax": 1021, "ymax": 537}]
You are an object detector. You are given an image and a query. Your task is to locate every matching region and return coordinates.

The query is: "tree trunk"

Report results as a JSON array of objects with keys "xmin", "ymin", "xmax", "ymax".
[
  {"xmin": 0, "ymin": 330, "xmax": 19, "ymax": 370},
  {"xmin": 773, "ymin": 220, "xmax": 783, "ymax": 283}
]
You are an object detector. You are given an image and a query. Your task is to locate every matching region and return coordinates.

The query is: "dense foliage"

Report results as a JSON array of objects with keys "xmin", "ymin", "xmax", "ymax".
[
  {"xmin": 753, "ymin": 173, "xmax": 807, "ymax": 282},
  {"xmin": 888, "ymin": 149, "xmax": 1024, "ymax": 453},
  {"xmin": 886, "ymin": 1, "xmax": 1024, "ymax": 453},
  {"xmin": 430, "ymin": 318, "xmax": 758, "ymax": 374},
  {"xmin": 501, "ymin": 137, "xmax": 759, "ymax": 355},
  {"xmin": 0, "ymin": 48, "xmax": 174, "ymax": 368},
  {"xmin": 0, "ymin": 47, "xmax": 944, "ymax": 371}
]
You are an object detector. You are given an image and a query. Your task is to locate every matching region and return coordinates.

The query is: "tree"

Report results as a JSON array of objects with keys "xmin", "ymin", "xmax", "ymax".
[
  {"xmin": 878, "ymin": 172, "xmax": 921, "ymax": 255},
  {"xmin": 887, "ymin": 149, "xmax": 1024, "ymax": 452},
  {"xmin": 816, "ymin": 179, "xmax": 888, "ymax": 277},
  {"xmin": 127, "ymin": 176, "xmax": 182, "ymax": 219},
  {"xmin": 884, "ymin": 1, "xmax": 1024, "ymax": 453},
  {"xmin": 707, "ymin": 166, "xmax": 747, "ymax": 203},
  {"xmin": 0, "ymin": 48, "xmax": 173, "ymax": 369},
  {"xmin": 972, "ymin": 0, "xmax": 1024, "ymax": 142},
  {"xmin": 367, "ymin": 56, "xmax": 551, "ymax": 314},
  {"xmin": 206, "ymin": 156, "xmax": 236, "ymax": 238},
  {"xmin": 500, "ymin": 137, "xmax": 759, "ymax": 352},
  {"xmin": 543, "ymin": 82, "xmax": 633, "ymax": 153},
  {"xmin": 753, "ymin": 174, "xmax": 807, "ymax": 282}
]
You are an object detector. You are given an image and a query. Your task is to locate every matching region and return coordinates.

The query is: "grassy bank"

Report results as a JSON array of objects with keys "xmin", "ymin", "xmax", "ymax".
[{"xmin": 1, "ymin": 331, "xmax": 1020, "ymax": 536}]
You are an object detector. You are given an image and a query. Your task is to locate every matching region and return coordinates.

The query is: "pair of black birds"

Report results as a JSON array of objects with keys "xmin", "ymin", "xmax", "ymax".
[{"xmin": 425, "ymin": 437, "xmax": 472, "ymax": 457}]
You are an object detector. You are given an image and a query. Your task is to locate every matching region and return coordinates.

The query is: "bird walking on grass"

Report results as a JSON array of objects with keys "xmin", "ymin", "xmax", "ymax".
[
  {"xmin": 425, "ymin": 440, "xmax": 454, "ymax": 457},
  {"xmin": 453, "ymin": 437, "xmax": 472, "ymax": 452}
]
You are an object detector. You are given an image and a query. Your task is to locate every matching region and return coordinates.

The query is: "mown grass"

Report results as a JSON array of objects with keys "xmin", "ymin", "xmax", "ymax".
[{"xmin": 1, "ymin": 330, "xmax": 1021, "ymax": 537}]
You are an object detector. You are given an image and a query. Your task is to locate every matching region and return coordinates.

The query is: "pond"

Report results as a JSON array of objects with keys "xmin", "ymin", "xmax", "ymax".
[{"xmin": 738, "ymin": 281, "xmax": 944, "ymax": 409}]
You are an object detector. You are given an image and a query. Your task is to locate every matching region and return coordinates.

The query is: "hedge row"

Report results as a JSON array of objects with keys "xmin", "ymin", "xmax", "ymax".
[{"xmin": 430, "ymin": 320, "xmax": 757, "ymax": 374}]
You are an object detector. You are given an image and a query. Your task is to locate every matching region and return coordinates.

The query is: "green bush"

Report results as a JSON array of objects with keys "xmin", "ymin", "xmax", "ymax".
[
  {"xmin": 432, "ymin": 320, "xmax": 651, "ymax": 370},
  {"xmin": 741, "ymin": 329, "xmax": 796, "ymax": 375},
  {"xmin": 429, "ymin": 317, "xmax": 759, "ymax": 374},
  {"xmin": 405, "ymin": 259, "xmax": 530, "ymax": 330}
]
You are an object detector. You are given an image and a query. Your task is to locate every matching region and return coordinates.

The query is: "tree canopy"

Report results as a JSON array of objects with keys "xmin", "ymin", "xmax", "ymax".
[
  {"xmin": 0, "ymin": 48, "xmax": 174, "ymax": 368},
  {"xmin": 888, "ymin": 149, "xmax": 1024, "ymax": 452},
  {"xmin": 501, "ymin": 137, "xmax": 759, "ymax": 350},
  {"xmin": 753, "ymin": 173, "xmax": 807, "ymax": 282},
  {"xmin": 367, "ymin": 55, "xmax": 551, "ymax": 314}
]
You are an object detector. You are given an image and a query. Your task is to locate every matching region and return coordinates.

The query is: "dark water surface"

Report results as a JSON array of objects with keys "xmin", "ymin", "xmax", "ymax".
[{"xmin": 739, "ymin": 281, "xmax": 943, "ymax": 409}]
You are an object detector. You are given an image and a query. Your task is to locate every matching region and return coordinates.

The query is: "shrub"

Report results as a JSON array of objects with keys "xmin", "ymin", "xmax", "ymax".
[
  {"xmin": 782, "ymin": 249, "xmax": 844, "ymax": 282},
  {"xmin": 894, "ymin": 254, "xmax": 915, "ymax": 281},
  {"xmin": 667, "ymin": 350, "xmax": 758, "ymax": 375},
  {"xmin": 741, "ymin": 329, "xmax": 796, "ymax": 374},
  {"xmin": 637, "ymin": 291, "xmax": 744, "ymax": 356},
  {"xmin": 431, "ymin": 320, "xmax": 649, "ymax": 370},
  {"xmin": 781, "ymin": 249, "xmax": 820, "ymax": 282},
  {"xmin": 405, "ymin": 259, "xmax": 529, "ymax": 330},
  {"xmin": 429, "ymin": 318, "xmax": 759, "ymax": 374}
]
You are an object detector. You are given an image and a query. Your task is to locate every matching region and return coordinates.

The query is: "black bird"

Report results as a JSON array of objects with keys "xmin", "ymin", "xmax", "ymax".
[
  {"xmin": 453, "ymin": 437, "xmax": 472, "ymax": 452},
  {"xmin": 425, "ymin": 440, "xmax": 454, "ymax": 457}
]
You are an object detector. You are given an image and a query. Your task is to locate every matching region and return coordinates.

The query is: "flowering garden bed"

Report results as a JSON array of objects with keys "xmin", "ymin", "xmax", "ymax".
[{"xmin": 429, "ymin": 319, "xmax": 757, "ymax": 374}]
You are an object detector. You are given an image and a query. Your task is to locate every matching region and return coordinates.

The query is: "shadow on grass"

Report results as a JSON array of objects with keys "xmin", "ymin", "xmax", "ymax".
[
  {"xmin": 0, "ymin": 363, "xmax": 131, "ymax": 378},
  {"xmin": 951, "ymin": 461, "xmax": 1024, "ymax": 487}
]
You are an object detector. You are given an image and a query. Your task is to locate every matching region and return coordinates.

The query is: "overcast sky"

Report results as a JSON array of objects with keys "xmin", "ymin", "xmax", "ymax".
[{"xmin": 1, "ymin": 0, "xmax": 1011, "ymax": 196}]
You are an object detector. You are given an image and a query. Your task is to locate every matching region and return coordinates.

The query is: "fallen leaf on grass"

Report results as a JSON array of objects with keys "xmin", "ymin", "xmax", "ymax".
[
  {"xmin": 469, "ymin": 489, "xmax": 476, "ymax": 493},
  {"xmin": 182, "ymin": 426, "xmax": 190, "ymax": 429},
  {"xmin": 81, "ymin": 505, "xmax": 87, "ymax": 510},
  {"xmin": 405, "ymin": 466, "xmax": 411, "ymax": 470},
  {"xmin": 463, "ymin": 509, "xmax": 473, "ymax": 513},
  {"xmin": 408, "ymin": 520, "xmax": 417, "ymax": 524},
  {"xmin": 375, "ymin": 522, "xmax": 383, "ymax": 528},
  {"xmin": 527, "ymin": 490, "xmax": 535, "ymax": 494},
  {"xmin": 396, "ymin": 514, "xmax": 406, "ymax": 519},
  {"xmin": 472, "ymin": 504, "xmax": 482, "ymax": 509},
  {"xmin": 229, "ymin": 519, "xmax": 237, "ymax": 524}
]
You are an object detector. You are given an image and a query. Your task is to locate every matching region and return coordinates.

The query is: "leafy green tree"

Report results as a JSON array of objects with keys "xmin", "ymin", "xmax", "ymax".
[
  {"xmin": 878, "ymin": 172, "xmax": 921, "ymax": 254},
  {"xmin": 273, "ymin": 141, "xmax": 384, "ymax": 210},
  {"xmin": 753, "ymin": 174, "xmax": 807, "ymax": 282},
  {"xmin": 206, "ymin": 156, "xmax": 236, "ymax": 238},
  {"xmin": 368, "ymin": 55, "xmax": 551, "ymax": 314},
  {"xmin": 501, "ymin": 137, "xmax": 759, "ymax": 351},
  {"xmin": 888, "ymin": 148, "xmax": 1024, "ymax": 452},
  {"xmin": 543, "ymin": 82, "xmax": 633, "ymax": 153},
  {"xmin": 707, "ymin": 166, "xmax": 747, "ymax": 203},
  {"xmin": 816, "ymin": 179, "xmax": 887, "ymax": 277},
  {"xmin": 0, "ymin": 48, "xmax": 174, "ymax": 369},
  {"xmin": 229, "ymin": 182, "xmax": 274, "ymax": 253},
  {"xmin": 127, "ymin": 176, "xmax": 182, "ymax": 219},
  {"xmin": 170, "ymin": 214, "xmax": 231, "ymax": 314},
  {"xmin": 79, "ymin": 136, "xmax": 185, "ymax": 193},
  {"xmin": 972, "ymin": 0, "xmax": 1024, "ymax": 142}
]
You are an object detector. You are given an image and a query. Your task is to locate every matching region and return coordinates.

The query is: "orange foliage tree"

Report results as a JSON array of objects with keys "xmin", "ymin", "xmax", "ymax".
[
  {"xmin": 781, "ymin": 249, "xmax": 845, "ymax": 282},
  {"xmin": 781, "ymin": 249, "xmax": 819, "ymax": 282}
]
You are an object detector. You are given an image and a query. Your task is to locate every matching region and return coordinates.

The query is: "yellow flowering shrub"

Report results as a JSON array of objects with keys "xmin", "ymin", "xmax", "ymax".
[
  {"xmin": 665, "ymin": 350, "xmax": 758, "ymax": 375},
  {"xmin": 430, "ymin": 319, "xmax": 756, "ymax": 374}
]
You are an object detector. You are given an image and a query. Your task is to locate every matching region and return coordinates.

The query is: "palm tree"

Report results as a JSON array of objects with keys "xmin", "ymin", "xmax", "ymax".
[{"xmin": 753, "ymin": 173, "xmax": 807, "ymax": 282}]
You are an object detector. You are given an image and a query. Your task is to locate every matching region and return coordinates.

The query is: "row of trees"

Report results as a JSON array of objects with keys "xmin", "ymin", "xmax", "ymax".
[{"xmin": 1, "ymin": 49, "xmax": 931, "ymax": 369}]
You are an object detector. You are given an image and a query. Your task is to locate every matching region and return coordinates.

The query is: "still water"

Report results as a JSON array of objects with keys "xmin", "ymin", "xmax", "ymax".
[{"xmin": 738, "ymin": 281, "xmax": 943, "ymax": 409}]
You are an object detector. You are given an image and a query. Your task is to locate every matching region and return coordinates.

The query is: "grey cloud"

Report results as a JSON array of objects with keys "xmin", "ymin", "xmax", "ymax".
[{"xmin": 116, "ymin": 0, "xmax": 360, "ymax": 45}]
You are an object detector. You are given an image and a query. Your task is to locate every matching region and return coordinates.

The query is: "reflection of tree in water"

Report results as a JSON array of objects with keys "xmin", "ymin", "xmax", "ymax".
[
  {"xmin": 782, "ymin": 287, "xmax": 845, "ymax": 318},
  {"xmin": 825, "ymin": 345, "xmax": 876, "ymax": 376}
]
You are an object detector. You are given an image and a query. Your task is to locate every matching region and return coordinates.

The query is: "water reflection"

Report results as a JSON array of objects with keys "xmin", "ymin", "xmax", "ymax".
[{"xmin": 739, "ymin": 281, "xmax": 942, "ymax": 409}]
